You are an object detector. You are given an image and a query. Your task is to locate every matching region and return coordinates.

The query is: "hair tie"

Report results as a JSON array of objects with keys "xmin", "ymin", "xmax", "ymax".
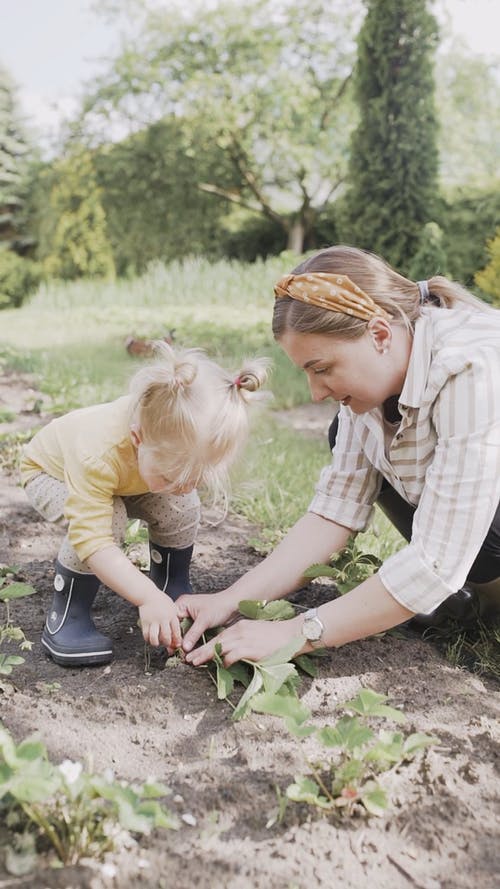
[{"xmin": 417, "ymin": 280, "xmax": 430, "ymax": 304}]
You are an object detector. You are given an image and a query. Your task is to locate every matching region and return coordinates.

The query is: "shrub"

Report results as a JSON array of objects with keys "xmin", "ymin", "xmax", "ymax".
[{"xmin": 0, "ymin": 250, "xmax": 43, "ymax": 309}]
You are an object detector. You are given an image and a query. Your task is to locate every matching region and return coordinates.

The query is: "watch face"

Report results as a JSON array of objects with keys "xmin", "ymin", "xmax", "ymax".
[{"xmin": 303, "ymin": 617, "xmax": 323, "ymax": 641}]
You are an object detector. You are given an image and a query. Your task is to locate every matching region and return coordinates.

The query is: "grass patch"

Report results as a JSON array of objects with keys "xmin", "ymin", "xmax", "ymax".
[{"xmin": 0, "ymin": 256, "xmax": 310, "ymax": 411}]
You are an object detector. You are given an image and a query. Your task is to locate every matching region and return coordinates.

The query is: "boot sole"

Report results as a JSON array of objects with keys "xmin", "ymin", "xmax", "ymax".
[{"xmin": 41, "ymin": 637, "xmax": 113, "ymax": 667}]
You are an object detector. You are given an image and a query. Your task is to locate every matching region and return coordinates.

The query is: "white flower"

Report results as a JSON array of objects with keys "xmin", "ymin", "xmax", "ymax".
[{"xmin": 58, "ymin": 759, "xmax": 83, "ymax": 785}]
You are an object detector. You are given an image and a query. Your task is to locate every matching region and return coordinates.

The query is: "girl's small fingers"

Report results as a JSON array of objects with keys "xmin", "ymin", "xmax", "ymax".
[{"xmin": 149, "ymin": 623, "xmax": 160, "ymax": 647}]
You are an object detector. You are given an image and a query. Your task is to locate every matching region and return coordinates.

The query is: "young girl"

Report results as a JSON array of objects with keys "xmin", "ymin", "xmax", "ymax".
[
  {"xmin": 20, "ymin": 342, "xmax": 268, "ymax": 667},
  {"xmin": 176, "ymin": 245, "xmax": 500, "ymax": 667}
]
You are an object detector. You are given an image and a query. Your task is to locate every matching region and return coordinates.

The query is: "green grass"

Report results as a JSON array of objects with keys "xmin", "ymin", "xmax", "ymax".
[{"xmin": 0, "ymin": 255, "xmax": 310, "ymax": 411}]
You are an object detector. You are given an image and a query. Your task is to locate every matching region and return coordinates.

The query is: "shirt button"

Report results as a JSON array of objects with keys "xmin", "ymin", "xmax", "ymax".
[{"xmin": 433, "ymin": 561, "xmax": 439, "ymax": 569}]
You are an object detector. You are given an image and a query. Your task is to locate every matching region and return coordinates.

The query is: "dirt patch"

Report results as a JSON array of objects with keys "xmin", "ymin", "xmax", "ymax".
[{"xmin": 1, "ymin": 377, "xmax": 499, "ymax": 889}]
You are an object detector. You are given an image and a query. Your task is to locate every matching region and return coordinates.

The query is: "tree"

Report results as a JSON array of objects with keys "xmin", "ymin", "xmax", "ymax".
[
  {"xmin": 436, "ymin": 40, "xmax": 500, "ymax": 190},
  {"xmin": 343, "ymin": 0, "xmax": 439, "ymax": 272},
  {"xmin": 0, "ymin": 64, "xmax": 33, "ymax": 253},
  {"xmin": 82, "ymin": 0, "xmax": 362, "ymax": 253},
  {"xmin": 42, "ymin": 150, "xmax": 115, "ymax": 280},
  {"xmin": 475, "ymin": 228, "xmax": 500, "ymax": 305},
  {"xmin": 93, "ymin": 118, "xmax": 238, "ymax": 274},
  {"xmin": 408, "ymin": 221, "xmax": 448, "ymax": 280}
]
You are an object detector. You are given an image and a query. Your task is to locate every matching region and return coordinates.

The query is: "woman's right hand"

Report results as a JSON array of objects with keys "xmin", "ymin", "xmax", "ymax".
[{"xmin": 176, "ymin": 592, "xmax": 238, "ymax": 653}]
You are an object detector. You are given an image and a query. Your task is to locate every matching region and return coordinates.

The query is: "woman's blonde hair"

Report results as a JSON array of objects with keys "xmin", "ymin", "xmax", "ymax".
[
  {"xmin": 272, "ymin": 244, "xmax": 494, "ymax": 342},
  {"xmin": 129, "ymin": 341, "xmax": 269, "ymax": 505}
]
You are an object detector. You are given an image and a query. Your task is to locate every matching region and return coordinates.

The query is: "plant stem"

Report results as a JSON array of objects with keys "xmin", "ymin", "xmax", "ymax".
[
  {"xmin": 21, "ymin": 802, "xmax": 68, "ymax": 864},
  {"xmin": 305, "ymin": 758, "xmax": 336, "ymax": 806}
]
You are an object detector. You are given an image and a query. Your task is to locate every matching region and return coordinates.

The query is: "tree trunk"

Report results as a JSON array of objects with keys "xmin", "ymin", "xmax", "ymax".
[{"xmin": 286, "ymin": 220, "xmax": 306, "ymax": 253}]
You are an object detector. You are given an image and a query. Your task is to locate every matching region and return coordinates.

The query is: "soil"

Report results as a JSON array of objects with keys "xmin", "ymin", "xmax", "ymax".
[{"xmin": 0, "ymin": 373, "xmax": 499, "ymax": 889}]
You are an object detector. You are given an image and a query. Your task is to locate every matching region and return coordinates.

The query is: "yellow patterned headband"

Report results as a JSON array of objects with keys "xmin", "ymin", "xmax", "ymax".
[{"xmin": 274, "ymin": 272, "xmax": 391, "ymax": 322}]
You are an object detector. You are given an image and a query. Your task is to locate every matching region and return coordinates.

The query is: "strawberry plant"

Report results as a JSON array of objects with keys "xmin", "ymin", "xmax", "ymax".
[
  {"xmin": 0, "ymin": 566, "xmax": 36, "ymax": 676},
  {"xmin": 303, "ymin": 539, "xmax": 382, "ymax": 593},
  {"xmin": 0, "ymin": 724, "xmax": 179, "ymax": 872},
  {"xmin": 205, "ymin": 599, "xmax": 325, "ymax": 721},
  {"xmin": 261, "ymin": 688, "xmax": 438, "ymax": 820}
]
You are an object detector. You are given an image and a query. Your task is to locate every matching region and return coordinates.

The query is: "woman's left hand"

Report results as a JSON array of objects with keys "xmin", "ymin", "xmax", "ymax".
[{"xmin": 184, "ymin": 615, "xmax": 305, "ymax": 667}]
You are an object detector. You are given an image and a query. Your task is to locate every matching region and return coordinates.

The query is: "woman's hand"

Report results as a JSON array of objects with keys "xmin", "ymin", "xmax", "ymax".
[
  {"xmin": 139, "ymin": 590, "xmax": 182, "ymax": 650},
  {"xmin": 176, "ymin": 592, "xmax": 239, "ymax": 653},
  {"xmin": 184, "ymin": 615, "xmax": 305, "ymax": 667}
]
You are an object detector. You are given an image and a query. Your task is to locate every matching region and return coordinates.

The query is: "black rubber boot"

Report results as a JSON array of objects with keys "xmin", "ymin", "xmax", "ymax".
[
  {"xmin": 41, "ymin": 561, "xmax": 113, "ymax": 667},
  {"xmin": 149, "ymin": 543, "xmax": 193, "ymax": 601},
  {"xmin": 409, "ymin": 586, "xmax": 480, "ymax": 630}
]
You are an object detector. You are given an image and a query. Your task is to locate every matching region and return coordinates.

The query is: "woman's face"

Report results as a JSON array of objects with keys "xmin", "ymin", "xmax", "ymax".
[{"xmin": 279, "ymin": 325, "xmax": 405, "ymax": 415}]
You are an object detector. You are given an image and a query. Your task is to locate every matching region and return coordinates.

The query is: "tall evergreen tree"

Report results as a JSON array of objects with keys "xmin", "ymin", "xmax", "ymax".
[
  {"xmin": 344, "ymin": 0, "xmax": 438, "ymax": 271},
  {"xmin": 0, "ymin": 64, "xmax": 31, "ymax": 252}
]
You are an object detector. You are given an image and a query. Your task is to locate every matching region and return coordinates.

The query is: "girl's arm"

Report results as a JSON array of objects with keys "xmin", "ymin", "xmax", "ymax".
[
  {"xmin": 180, "ymin": 511, "xmax": 352, "ymax": 652},
  {"xmin": 88, "ymin": 545, "xmax": 181, "ymax": 649},
  {"xmin": 185, "ymin": 571, "xmax": 414, "ymax": 666}
]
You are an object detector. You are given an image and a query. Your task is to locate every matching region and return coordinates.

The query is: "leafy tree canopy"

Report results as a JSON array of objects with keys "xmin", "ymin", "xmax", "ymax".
[{"xmin": 81, "ymin": 0, "xmax": 363, "ymax": 251}]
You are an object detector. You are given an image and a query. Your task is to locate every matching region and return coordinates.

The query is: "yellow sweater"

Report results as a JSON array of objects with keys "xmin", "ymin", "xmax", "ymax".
[{"xmin": 20, "ymin": 395, "xmax": 148, "ymax": 562}]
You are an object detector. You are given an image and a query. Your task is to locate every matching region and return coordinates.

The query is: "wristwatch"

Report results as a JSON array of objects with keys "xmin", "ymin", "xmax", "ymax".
[{"xmin": 302, "ymin": 608, "xmax": 325, "ymax": 646}]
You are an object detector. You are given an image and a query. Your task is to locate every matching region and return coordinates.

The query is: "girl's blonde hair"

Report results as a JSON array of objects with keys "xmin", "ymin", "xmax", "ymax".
[
  {"xmin": 129, "ymin": 341, "xmax": 269, "ymax": 504},
  {"xmin": 272, "ymin": 244, "xmax": 494, "ymax": 342}
]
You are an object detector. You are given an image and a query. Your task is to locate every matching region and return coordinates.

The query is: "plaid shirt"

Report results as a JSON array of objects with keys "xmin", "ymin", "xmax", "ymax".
[{"xmin": 309, "ymin": 307, "xmax": 500, "ymax": 613}]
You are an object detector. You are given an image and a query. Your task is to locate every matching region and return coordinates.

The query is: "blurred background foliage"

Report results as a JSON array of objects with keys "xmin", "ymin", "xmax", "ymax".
[{"xmin": 0, "ymin": 0, "xmax": 499, "ymax": 309}]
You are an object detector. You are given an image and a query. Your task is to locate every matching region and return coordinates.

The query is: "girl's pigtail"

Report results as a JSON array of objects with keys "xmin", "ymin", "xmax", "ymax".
[{"xmin": 232, "ymin": 358, "xmax": 271, "ymax": 399}]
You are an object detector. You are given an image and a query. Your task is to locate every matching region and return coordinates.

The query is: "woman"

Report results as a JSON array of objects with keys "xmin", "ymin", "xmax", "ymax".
[{"xmin": 177, "ymin": 245, "xmax": 500, "ymax": 666}]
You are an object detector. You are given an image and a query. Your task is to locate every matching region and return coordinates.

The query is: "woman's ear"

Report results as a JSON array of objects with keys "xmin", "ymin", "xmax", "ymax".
[
  {"xmin": 368, "ymin": 318, "xmax": 392, "ymax": 354},
  {"xmin": 130, "ymin": 423, "xmax": 142, "ymax": 447}
]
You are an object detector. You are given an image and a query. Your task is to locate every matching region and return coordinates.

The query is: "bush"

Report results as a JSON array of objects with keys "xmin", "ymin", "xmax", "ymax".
[
  {"xmin": 475, "ymin": 227, "xmax": 500, "ymax": 305},
  {"xmin": 0, "ymin": 250, "xmax": 43, "ymax": 309}
]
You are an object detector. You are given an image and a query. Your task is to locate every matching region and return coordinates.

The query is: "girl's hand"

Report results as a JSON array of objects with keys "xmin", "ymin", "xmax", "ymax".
[
  {"xmin": 176, "ymin": 592, "xmax": 238, "ymax": 653},
  {"xmin": 184, "ymin": 615, "xmax": 305, "ymax": 667},
  {"xmin": 139, "ymin": 591, "xmax": 182, "ymax": 650}
]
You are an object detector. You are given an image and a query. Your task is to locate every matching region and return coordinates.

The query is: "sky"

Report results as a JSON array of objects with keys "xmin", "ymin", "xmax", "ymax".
[{"xmin": 1, "ymin": 0, "xmax": 499, "ymax": 143}]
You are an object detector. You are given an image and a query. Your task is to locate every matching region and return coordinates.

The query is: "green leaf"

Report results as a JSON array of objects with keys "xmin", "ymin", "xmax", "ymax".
[
  {"xmin": 259, "ymin": 636, "xmax": 304, "ymax": 667},
  {"xmin": 0, "ymin": 582, "xmax": 36, "ymax": 601},
  {"xmin": 293, "ymin": 654, "xmax": 318, "ymax": 677},
  {"xmin": 361, "ymin": 783, "xmax": 388, "ymax": 816},
  {"xmin": 249, "ymin": 690, "xmax": 312, "ymax": 730},
  {"xmin": 227, "ymin": 661, "xmax": 252, "ymax": 687},
  {"xmin": 140, "ymin": 780, "xmax": 172, "ymax": 799},
  {"xmin": 402, "ymin": 732, "xmax": 439, "ymax": 757},
  {"xmin": 136, "ymin": 799, "xmax": 179, "ymax": 830},
  {"xmin": 286, "ymin": 776, "xmax": 332, "ymax": 809},
  {"xmin": 238, "ymin": 600, "xmax": 262, "ymax": 619},
  {"xmin": 0, "ymin": 655, "xmax": 24, "ymax": 675},
  {"xmin": 258, "ymin": 661, "xmax": 297, "ymax": 695},
  {"xmin": 345, "ymin": 688, "xmax": 406, "ymax": 724},
  {"xmin": 232, "ymin": 669, "xmax": 263, "ymax": 721},
  {"xmin": 302, "ymin": 564, "xmax": 339, "ymax": 579},
  {"xmin": 318, "ymin": 716, "xmax": 374, "ymax": 750},
  {"xmin": 238, "ymin": 599, "xmax": 296, "ymax": 621}
]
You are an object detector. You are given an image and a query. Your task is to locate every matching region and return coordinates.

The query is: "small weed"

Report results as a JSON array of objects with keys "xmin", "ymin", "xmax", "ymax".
[
  {"xmin": 0, "ymin": 409, "xmax": 15, "ymax": 423},
  {"xmin": 0, "ymin": 724, "xmax": 179, "ymax": 871},
  {"xmin": 441, "ymin": 620, "xmax": 500, "ymax": 680},
  {"xmin": 0, "ymin": 567, "xmax": 36, "ymax": 676}
]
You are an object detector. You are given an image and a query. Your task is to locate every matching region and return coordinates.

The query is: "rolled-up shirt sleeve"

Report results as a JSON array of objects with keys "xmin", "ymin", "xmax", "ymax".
[
  {"xmin": 380, "ymin": 356, "xmax": 500, "ymax": 613},
  {"xmin": 308, "ymin": 409, "xmax": 383, "ymax": 531}
]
